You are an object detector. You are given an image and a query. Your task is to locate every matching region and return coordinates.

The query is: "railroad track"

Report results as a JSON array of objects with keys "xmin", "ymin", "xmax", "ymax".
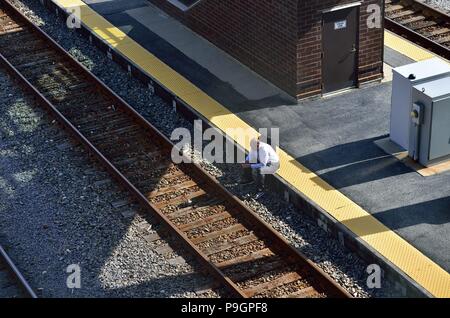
[
  {"xmin": 385, "ymin": 0, "xmax": 450, "ymax": 59},
  {"xmin": 0, "ymin": 244, "xmax": 37, "ymax": 298},
  {"xmin": 0, "ymin": 0, "xmax": 350, "ymax": 298}
]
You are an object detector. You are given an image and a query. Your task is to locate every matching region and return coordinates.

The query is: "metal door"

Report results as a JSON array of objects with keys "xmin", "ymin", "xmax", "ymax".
[
  {"xmin": 429, "ymin": 98, "xmax": 450, "ymax": 161},
  {"xmin": 322, "ymin": 6, "xmax": 359, "ymax": 93}
]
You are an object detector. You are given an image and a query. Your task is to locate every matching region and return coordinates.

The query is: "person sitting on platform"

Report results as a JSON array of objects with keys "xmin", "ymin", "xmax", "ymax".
[{"xmin": 241, "ymin": 137, "xmax": 280, "ymax": 199}]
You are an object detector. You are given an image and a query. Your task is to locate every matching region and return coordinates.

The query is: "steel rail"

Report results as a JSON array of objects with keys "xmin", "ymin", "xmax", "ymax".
[
  {"xmin": 0, "ymin": 0, "xmax": 351, "ymax": 298},
  {"xmin": 0, "ymin": 244, "xmax": 37, "ymax": 298},
  {"xmin": 385, "ymin": 0, "xmax": 450, "ymax": 60}
]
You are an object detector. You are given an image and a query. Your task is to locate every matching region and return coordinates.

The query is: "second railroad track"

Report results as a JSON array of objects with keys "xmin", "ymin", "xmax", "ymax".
[
  {"xmin": 0, "ymin": 244, "xmax": 37, "ymax": 298},
  {"xmin": 385, "ymin": 0, "xmax": 450, "ymax": 59},
  {"xmin": 0, "ymin": 0, "xmax": 350, "ymax": 298}
]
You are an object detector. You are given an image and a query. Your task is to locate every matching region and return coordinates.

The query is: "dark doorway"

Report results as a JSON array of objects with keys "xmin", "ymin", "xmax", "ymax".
[{"xmin": 322, "ymin": 5, "xmax": 359, "ymax": 94}]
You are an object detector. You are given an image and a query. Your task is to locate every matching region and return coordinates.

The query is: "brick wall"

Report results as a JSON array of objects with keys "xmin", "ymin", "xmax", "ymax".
[
  {"xmin": 297, "ymin": 0, "xmax": 384, "ymax": 99},
  {"xmin": 149, "ymin": 0, "xmax": 384, "ymax": 99}
]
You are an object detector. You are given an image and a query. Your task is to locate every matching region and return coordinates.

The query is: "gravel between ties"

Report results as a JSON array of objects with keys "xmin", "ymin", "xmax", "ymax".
[
  {"xmin": 0, "ymin": 69, "xmax": 221, "ymax": 298},
  {"xmin": 424, "ymin": 0, "xmax": 450, "ymax": 12},
  {"xmin": 6, "ymin": 0, "xmax": 403, "ymax": 297}
]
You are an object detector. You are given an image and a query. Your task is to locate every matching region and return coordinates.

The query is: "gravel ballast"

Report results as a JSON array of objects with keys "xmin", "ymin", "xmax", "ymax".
[
  {"xmin": 425, "ymin": 0, "xmax": 450, "ymax": 12},
  {"xmin": 0, "ymin": 47, "xmax": 218, "ymax": 299},
  {"xmin": 2, "ymin": 0, "xmax": 404, "ymax": 297}
]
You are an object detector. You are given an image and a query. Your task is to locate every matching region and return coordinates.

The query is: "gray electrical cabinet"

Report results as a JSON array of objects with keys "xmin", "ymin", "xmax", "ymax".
[
  {"xmin": 390, "ymin": 58, "xmax": 450, "ymax": 150},
  {"xmin": 409, "ymin": 76, "xmax": 450, "ymax": 166}
]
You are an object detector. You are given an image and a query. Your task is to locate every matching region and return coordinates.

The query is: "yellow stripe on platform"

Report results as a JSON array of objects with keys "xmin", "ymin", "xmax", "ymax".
[
  {"xmin": 384, "ymin": 30, "xmax": 441, "ymax": 62},
  {"xmin": 52, "ymin": 0, "xmax": 450, "ymax": 297}
]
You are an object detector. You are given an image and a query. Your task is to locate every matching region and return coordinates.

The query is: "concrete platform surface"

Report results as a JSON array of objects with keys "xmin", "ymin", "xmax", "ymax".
[
  {"xmin": 81, "ymin": 0, "xmax": 450, "ymax": 272},
  {"xmin": 57, "ymin": 0, "xmax": 450, "ymax": 294}
]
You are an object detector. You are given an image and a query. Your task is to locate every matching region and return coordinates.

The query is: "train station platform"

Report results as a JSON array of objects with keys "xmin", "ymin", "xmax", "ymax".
[{"xmin": 44, "ymin": 0, "xmax": 450, "ymax": 297}]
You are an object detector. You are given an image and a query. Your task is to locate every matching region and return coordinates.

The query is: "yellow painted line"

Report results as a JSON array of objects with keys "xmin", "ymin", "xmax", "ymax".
[
  {"xmin": 52, "ymin": 0, "xmax": 450, "ymax": 297},
  {"xmin": 384, "ymin": 30, "xmax": 448, "ymax": 63},
  {"xmin": 53, "ymin": 0, "xmax": 86, "ymax": 10}
]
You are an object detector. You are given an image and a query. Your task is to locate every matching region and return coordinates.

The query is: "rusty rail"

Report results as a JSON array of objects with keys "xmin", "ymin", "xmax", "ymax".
[
  {"xmin": 0, "ymin": 244, "xmax": 37, "ymax": 298},
  {"xmin": 385, "ymin": 0, "xmax": 450, "ymax": 59},
  {"xmin": 0, "ymin": 0, "xmax": 351, "ymax": 298}
]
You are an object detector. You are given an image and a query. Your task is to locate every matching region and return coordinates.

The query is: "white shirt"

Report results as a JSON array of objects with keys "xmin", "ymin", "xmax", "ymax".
[{"xmin": 248, "ymin": 142, "xmax": 279, "ymax": 167}]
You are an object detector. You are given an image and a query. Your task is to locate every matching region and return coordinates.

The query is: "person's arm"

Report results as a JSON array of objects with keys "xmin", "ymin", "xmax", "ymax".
[
  {"xmin": 242, "ymin": 154, "xmax": 252, "ymax": 168},
  {"xmin": 250, "ymin": 149, "xmax": 268, "ymax": 169}
]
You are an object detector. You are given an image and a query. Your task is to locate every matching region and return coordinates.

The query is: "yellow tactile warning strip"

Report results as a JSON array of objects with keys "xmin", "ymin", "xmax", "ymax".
[
  {"xmin": 51, "ymin": 0, "xmax": 450, "ymax": 297},
  {"xmin": 384, "ymin": 30, "xmax": 445, "ymax": 62}
]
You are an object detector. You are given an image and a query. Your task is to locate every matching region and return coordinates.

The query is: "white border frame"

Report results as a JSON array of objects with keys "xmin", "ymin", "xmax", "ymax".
[
  {"xmin": 167, "ymin": 0, "xmax": 202, "ymax": 11},
  {"xmin": 322, "ymin": 2, "xmax": 361, "ymax": 13}
]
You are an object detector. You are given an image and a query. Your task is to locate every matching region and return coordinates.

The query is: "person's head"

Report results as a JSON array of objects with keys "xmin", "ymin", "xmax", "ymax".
[{"xmin": 250, "ymin": 137, "xmax": 259, "ymax": 150}]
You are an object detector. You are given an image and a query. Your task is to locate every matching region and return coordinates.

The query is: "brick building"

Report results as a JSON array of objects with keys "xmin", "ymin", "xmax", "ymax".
[{"xmin": 149, "ymin": 0, "xmax": 385, "ymax": 99}]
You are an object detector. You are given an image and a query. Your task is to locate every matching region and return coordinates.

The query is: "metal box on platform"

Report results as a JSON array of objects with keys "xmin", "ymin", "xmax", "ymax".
[
  {"xmin": 390, "ymin": 58, "xmax": 450, "ymax": 150},
  {"xmin": 409, "ymin": 76, "xmax": 450, "ymax": 166}
]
